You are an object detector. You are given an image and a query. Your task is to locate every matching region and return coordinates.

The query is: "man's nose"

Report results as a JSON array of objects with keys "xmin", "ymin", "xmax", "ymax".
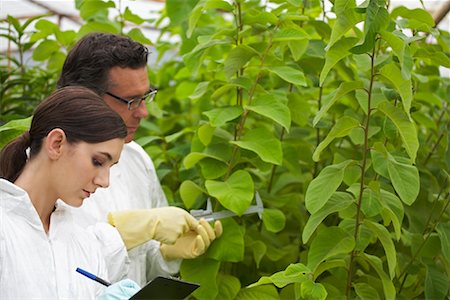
[{"xmin": 134, "ymin": 100, "xmax": 149, "ymax": 118}]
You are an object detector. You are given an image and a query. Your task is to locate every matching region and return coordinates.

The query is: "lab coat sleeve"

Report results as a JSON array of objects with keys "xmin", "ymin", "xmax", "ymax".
[
  {"xmin": 136, "ymin": 143, "xmax": 182, "ymax": 281},
  {"xmin": 87, "ymin": 222, "xmax": 130, "ymax": 283}
]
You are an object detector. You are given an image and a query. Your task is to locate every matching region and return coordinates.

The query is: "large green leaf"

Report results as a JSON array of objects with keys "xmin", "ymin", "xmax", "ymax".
[
  {"xmin": 377, "ymin": 101, "xmax": 418, "ymax": 162},
  {"xmin": 246, "ymin": 94, "xmax": 291, "ymax": 132},
  {"xmin": 126, "ymin": 28, "xmax": 151, "ymax": 45},
  {"xmin": 387, "ymin": 154, "xmax": 420, "ymax": 205},
  {"xmin": 273, "ymin": 27, "xmax": 310, "ymax": 42},
  {"xmin": 300, "ymin": 280, "xmax": 327, "ymax": 300},
  {"xmin": 207, "ymin": 218, "xmax": 245, "ymax": 262},
  {"xmin": 180, "ymin": 180, "xmax": 205, "ymax": 209},
  {"xmin": 217, "ymin": 274, "xmax": 241, "ymax": 300},
  {"xmin": 203, "ymin": 106, "xmax": 243, "ymax": 127},
  {"xmin": 327, "ymin": 8, "xmax": 364, "ymax": 50},
  {"xmin": 183, "ymin": 143, "xmax": 231, "ymax": 169},
  {"xmin": 0, "ymin": 117, "xmax": 31, "ymax": 148},
  {"xmin": 288, "ymin": 39, "xmax": 309, "ymax": 61},
  {"xmin": 78, "ymin": 0, "xmax": 114, "ymax": 20},
  {"xmin": 354, "ymin": 282, "xmax": 380, "ymax": 300},
  {"xmin": 235, "ymin": 285, "xmax": 279, "ymax": 300},
  {"xmin": 265, "ymin": 66, "xmax": 307, "ymax": 86},
  {"xmin": 379, "ymin": 65, "xmax": 413, "ymax": 119},
  {"xmin": 362, "ymin": 254, "xmax": 396, "ymax": 299},
  {"xmin": 305, "ymin": 160, "xmax": 355, "ymax": 214},
  {"xmin": 166, "ymin": 0, "xmax": 198, "ymax": 25},
  {"xmin": 32, "ymin": 40, "xmax": 59, "ymax": 61},
  {"xmin": 380, "ymin": 31, "xmax": 413, "ymax": 80},
  {"xmin": 231, "ymin": 128, "xmax": 282, "ymax": 165},
  {"xmin": 183, "ymin": 39, "xmax": 229, "ymax": 74},
  {"xmin": 205, "ymin": 170, "xmax": 254, "ymax": 215},
  {"xmin": 334, "ymin": 0, "xmax": 357, "ymax": 16},
  {"xmin": 249, "ymin": 263, "xmax": 310, "ymax": 288},
  {"xmin": 187, "ymin": 0, "xmax": 205, "ymax": 38},
  {"xmin": 360, "ymin": 188, "xmax": 382, "ymax": 218},
  {"xmin": 302, "ymin": 192, "xmax": 354, "ymax": 243},
  {"xmin": 351, "ymin": 0, "xmax": 389, "ymax": 54},
  {"xmin": 425, "ymin": 260, "xmax": 449, "ymax": 299},
  {"xmin": 379, "ymin": 189, "xmax": 404, "ymax": 240},
  {"xmin": 287, "ymin": 93, "xmax": 311, "ymax": 126},
  {"xmin": 436, "ymin": 222, "xmax": 450, "ymax": 262},
  {"xmin": 320, "ymin": 38, "xmax": 359, "ymax": 85},
  {"xmin": 312, "ymin": 116, "xmax": 360, "ymax": 161},
  {"xmin": 313, "ymin": 259, "xmax": 347, "ymax": 280},
  {"xmin": 314, "ymin": 82, "xmax": 364, "ymax": 125},
  {"xmin": 262, "ymin": 208, "xmax": 286, "ymax": 233},
  {"xmin": 180, "ymin": 256, "xmax": 220, "ymax": 299},
  {"xmin": 123, "ymin": 7, "xmax": 144, "ymax": 25},
  {"xmin": 224, "ymin": 45, "xmax": 258, "ymax": 78},
  {"xmin": 391, "ymin": 6, "xmax": 435, "ymax": 27},
  {"xmin": 307, "ymin": 226, "xmax": 355, "ymax": 272},
  {"xmin": 363, "ymin": 220, "xmax": 397, "ymax": 279}
]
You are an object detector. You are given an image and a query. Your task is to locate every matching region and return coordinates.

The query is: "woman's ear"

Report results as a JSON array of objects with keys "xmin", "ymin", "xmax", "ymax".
[{"xmin": 45, "ymin": 128, "xmax": 67, "ymax": 160}]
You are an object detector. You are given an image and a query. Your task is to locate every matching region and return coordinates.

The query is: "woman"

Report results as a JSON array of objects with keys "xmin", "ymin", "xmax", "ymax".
[{"xmin": 0, "ymin": 86, "xmax": 139, "ymax": 299}]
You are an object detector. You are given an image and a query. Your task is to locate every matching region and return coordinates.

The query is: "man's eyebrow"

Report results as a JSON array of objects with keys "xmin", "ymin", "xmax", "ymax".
[{"xmin": 128, "ymin": 88, "xmax": 152, "ymax": 99}]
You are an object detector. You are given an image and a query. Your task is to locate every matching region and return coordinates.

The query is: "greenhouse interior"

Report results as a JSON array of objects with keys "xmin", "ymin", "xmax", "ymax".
[{"xmin": 0, "ymin": 0, "xmax": 449, "ymax": 299}]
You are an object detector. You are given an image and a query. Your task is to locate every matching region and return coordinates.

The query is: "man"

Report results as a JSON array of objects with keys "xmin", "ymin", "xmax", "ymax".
[{"xmin": 57, "ymin": 33, "xmax": 221, "ymax": 286}]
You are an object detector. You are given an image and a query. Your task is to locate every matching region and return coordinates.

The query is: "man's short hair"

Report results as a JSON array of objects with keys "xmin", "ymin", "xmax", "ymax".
[{"xmin": 57, "ymin": 33, "xmax": 149, "ymax": 95}]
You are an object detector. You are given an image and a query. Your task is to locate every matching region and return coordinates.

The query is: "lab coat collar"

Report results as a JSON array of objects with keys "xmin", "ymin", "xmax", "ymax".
[{"xmin": 0, "ymin": 179, "xmax": 48, "ymax": 231}]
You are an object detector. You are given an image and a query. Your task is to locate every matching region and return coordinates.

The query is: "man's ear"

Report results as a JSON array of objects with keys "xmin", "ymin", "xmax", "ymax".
[{"xmin": 45, "ymin": 128, "xmax": 67, "ymax": 160}]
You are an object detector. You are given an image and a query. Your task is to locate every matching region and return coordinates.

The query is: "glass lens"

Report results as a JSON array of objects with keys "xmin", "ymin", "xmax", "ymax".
[{"xmin": 128, "ymin": 90, "xmax": 157, "ymax": 110}]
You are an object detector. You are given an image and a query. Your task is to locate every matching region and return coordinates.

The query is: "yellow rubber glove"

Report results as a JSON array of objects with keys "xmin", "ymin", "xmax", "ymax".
[
  {"xmin": 108, "ymin": 207, "xmax": 199, "ymax": 250},
  {"xmin": 160, "ymin": 218, "xmax": 223, "ymax": 260}
]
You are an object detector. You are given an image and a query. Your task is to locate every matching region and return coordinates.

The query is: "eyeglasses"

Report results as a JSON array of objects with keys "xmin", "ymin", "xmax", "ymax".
[{"xmin": 105, "ymin": 88, "xmax": 158, "ymax": 110}]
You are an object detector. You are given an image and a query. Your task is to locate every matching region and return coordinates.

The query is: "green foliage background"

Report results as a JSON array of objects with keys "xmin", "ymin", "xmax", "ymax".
[{"xmin": 1, "ymin": 0, "xmax": 449, "ymax": 299}]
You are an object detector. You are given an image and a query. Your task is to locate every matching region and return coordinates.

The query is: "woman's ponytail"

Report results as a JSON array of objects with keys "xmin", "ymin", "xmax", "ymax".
[{"xmin": 0, "ymin": 131, "xmax": 32, "ymax": 182}]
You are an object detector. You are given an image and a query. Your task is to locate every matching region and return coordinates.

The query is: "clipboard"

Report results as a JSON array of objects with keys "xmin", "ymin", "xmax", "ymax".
[{"xmin": 130, "ymin": 276, "xmax": 200, "ymax": 300}]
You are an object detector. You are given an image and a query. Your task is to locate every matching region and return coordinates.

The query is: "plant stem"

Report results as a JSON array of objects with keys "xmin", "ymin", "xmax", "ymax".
[
  {"xmin": 225, "ymin": 28, "xmax": 275, "ymax": 179},
  {"xmin": 268, "ymin": 128, "xmax": 285, "ymax": 193},
  {"xmin": 313, "ymin": 86, "xmax": 323, "ymax": 177},
  {"xmin": 346, "ymin": 47, "xmax": 376, "ymax": 299}
]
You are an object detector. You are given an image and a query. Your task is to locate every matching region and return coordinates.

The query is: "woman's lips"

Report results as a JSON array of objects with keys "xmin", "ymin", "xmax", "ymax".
[{"xmin": 83, "ymin": 190, "xmax": 92, "ymax": 198}]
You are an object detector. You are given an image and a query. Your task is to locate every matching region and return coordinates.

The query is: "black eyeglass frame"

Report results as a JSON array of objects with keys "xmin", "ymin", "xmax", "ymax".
[{"xmin": 105, "ymin": 88, "xmax": 157, "ymax": 110}]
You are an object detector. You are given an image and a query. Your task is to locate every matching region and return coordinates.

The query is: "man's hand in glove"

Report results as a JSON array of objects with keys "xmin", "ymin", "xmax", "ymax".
[
  {"xmin": 108, "ymin": 207, "xmax": 200, "ymax": 250},
  {"xmin": 160, "ymin": 218, "xmax": 223, "ymax": 260}
]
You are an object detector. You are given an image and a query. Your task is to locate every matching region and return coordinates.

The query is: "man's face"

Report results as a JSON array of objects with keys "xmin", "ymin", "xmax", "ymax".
[{"xmin": 104, "ymin": 66, "xmax": 150, "ymax": 143}]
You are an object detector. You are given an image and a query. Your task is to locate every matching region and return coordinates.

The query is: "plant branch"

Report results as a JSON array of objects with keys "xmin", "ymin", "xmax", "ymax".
[
  {"xmin": 225, "ymin": 29, "xmax": 275, "ymax": 179},
  {"xmin": 313, "ymin": 86, "xmax": 323, "ymax": 177},
  {"xmin": 268, "ymin": 127, "xmax": 285, "ymax": 193},
  {"xmin": 346, "ymin": 46, "xmax": 376, "ymax": 299}
]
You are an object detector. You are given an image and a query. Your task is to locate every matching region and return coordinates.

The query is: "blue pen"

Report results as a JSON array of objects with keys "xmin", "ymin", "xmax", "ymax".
[{"xmin": 76, "ymin": 267, "xmax": 111, "ymax": 287}]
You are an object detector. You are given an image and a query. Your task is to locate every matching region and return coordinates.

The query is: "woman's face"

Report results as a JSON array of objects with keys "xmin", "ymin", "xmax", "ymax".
[{"xmin": 54, "ymin": 138, "xmax": 124, "ymax": 207}]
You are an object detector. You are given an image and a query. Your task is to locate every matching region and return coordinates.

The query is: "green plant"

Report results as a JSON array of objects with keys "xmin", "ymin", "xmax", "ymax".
[
  {"xmin": 148, "ymin": 0, "xmax": 449, "ymax": 299},
  {"xmin": 0, "ymin": 14, "xmax": 57, "ymax": 123}
]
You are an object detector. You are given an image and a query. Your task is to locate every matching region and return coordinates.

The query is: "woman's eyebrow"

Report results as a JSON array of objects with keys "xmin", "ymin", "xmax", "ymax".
[{"xmin": 98, "ymin": 152, "xmax": 113, "ymax": 161}]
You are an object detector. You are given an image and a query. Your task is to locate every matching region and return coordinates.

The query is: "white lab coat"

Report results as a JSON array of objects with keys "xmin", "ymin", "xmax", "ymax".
[
  {"xmin": 0, "ymin": 179, "xmax": 129, "ymax": 299},
  {"xmin": 74, "ymin": 141, "xmax": 180, "ymax": 286}
]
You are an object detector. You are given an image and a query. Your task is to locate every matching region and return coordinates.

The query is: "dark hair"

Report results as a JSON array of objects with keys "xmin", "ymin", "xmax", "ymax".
[
  {"xmin": 57, "ymin": 32, "xmax": 149, "ymax": 95},
  {"xmin": 0, "ymin": 86, "xmax": 128, "ymax": 182}
]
